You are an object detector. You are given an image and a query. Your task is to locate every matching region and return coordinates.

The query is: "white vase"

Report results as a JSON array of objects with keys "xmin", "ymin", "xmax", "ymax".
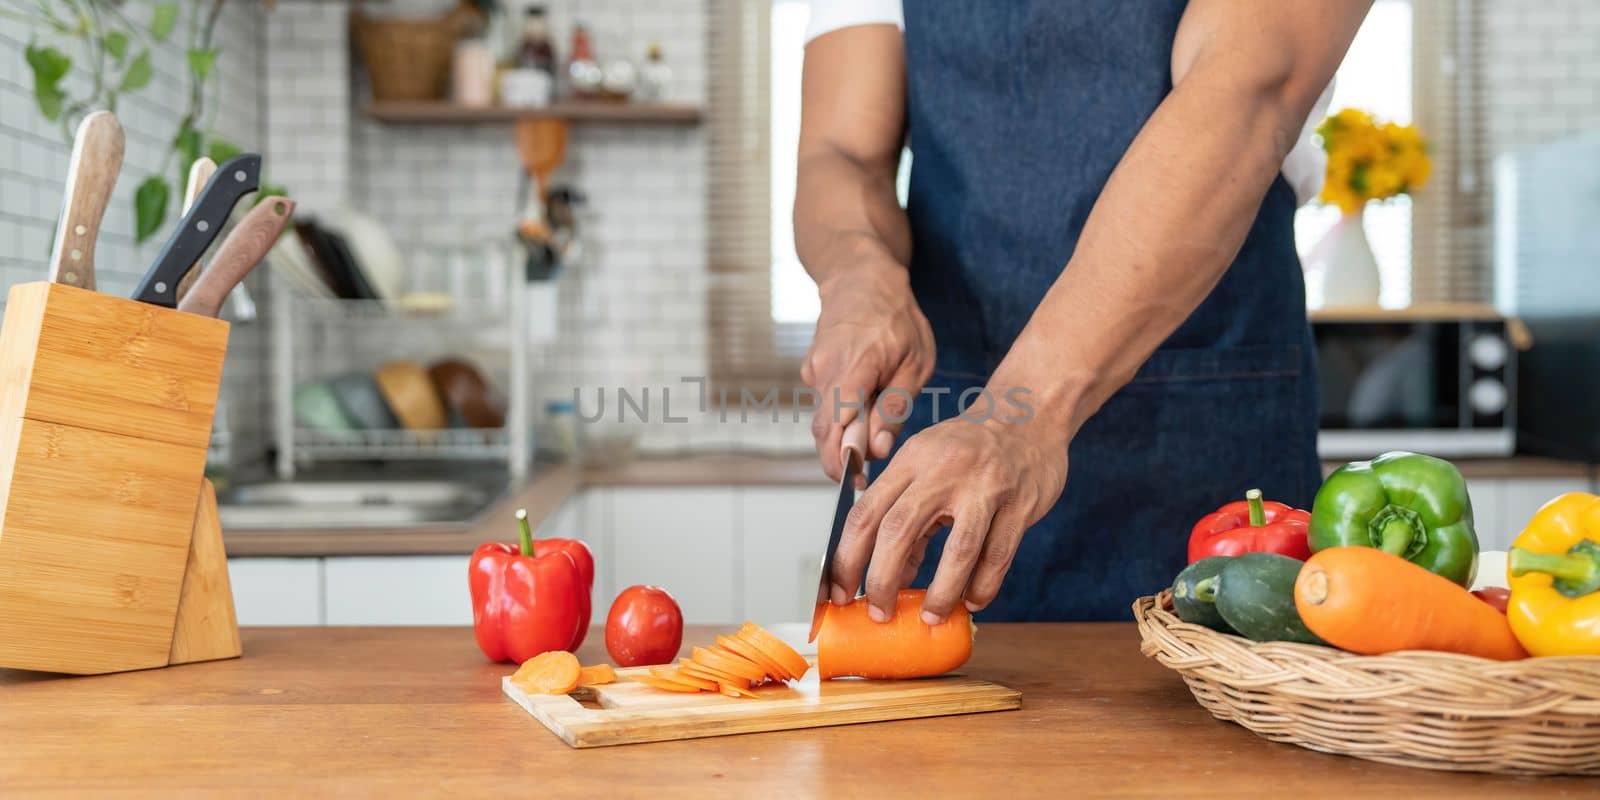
[{"xmin": 1306, "ymin": 210, "xmax": 1381, "ymax": 308}]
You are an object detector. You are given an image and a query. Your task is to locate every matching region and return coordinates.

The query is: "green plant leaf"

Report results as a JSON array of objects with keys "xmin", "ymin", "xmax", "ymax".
[
  {"xmin": 208, "ymin": 138, "xmax": 241, "ymax": 165},
  {"xmin": 24, "ymin": 43, "xmax": 71, "ymax": 121},
  {"xmin": 256, "ymin": 182, "xmax": 288, "ymax": 202},
  {"xmin": 187, "ymin": 48, "xmax": 218, "ymax": 81},
  {"xmin": 104, "ymin": 31, "xmax": 129, "ymax": 62},
  {"xmin": 119, "ymin": 50, "xmax": 153, "ymax": 93},
  {"xmin": 150, "ymin": 4, "xmax": 179, "ymax": 42},
  {"xmin": 134, "ymin": 177, "xmax": 170, "ymax": 244},
  {"xmin": 174, "ymin": 122, "xmax": 202, "ymax": 166}
]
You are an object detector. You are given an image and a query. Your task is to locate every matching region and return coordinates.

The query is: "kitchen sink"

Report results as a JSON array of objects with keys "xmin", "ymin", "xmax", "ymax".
[{"xmin": 217, "ymin": 475, "xmax": 505, "ymax": 530}]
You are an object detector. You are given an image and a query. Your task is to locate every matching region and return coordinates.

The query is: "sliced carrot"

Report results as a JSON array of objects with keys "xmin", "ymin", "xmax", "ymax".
[
  {"xmin": 719, "ymin": 682, "xmax": 759, "ymax": 699},
  {"xmin": 632, "ymin": 673, "xmax": 703, "ymax": 693},
  {"xmin": 511, "ymin": 651, "xmax": 582, "ymax": 694},
  {"xmin": 679, "ymin": 660, "xmax": 750, "ymax": 688},
  {"xmin": 691, "ymin": 645, "xmax": 765, "ymax": 682},
  {"xmin": 650, "ymin": 665, "xmax": 718, "ymax": 692},
  {"xmin": 737, "ymin": 622, "xmax": 810, "ymax": 679},
  {"xmin": 717, "ymin": 635, "xmax": 791, "ymax": 682},
  {"xmin": 577, "ymin": 664, "xmax": 618, "ymax": 686}
]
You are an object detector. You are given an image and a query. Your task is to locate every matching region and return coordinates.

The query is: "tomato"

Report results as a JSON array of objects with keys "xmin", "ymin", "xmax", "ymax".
[
  {"xmin": 605, "ymin": 585, "xmax": 683, "ymax": 667},
  {"xmin": 1472, "ymin": 586, "xmax": 1511, "ymax": 613}
]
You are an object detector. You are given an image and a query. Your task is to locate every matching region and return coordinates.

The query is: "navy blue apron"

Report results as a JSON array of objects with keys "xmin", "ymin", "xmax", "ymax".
[{"xmin": 881, "ymin": 0, "xmax": 1322, "ymax": 620}]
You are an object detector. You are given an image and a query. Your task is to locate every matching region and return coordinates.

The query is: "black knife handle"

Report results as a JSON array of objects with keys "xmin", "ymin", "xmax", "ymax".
[{"xmin": 133, "ymin": 154, "xmax": 261, "ymax": 307}]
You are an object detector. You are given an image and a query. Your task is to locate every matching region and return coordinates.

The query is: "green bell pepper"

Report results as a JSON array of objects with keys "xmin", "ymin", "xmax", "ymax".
[{"xmin": 1309, "ymin": 451, "xmax": 1479, "ymax": 587}]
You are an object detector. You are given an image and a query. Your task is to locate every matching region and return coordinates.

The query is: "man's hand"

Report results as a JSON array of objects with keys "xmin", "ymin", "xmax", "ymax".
[
  {"xmin": 828, "ymin": 408, "xmax": 1070, "ymax": 624},
  {"xmin": 802, "ymin": 259, "xmax": 935, "ymax": 483}
]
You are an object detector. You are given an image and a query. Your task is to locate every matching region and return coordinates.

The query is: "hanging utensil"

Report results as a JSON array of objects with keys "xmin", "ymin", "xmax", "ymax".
[
  {"xmin": 173, "ymin": 157, "xmax": 219, "ymax": 302},
  {"xmin": 178, "ymin": 197, "xmax": 295, "ymax": 318},
  {"xmin": 47, "ymin": 111, "xmax": 124, "ymax": 291},
  {"xmin": 132, "ymin": 154, "xmax": 261, "ymax": 307}
]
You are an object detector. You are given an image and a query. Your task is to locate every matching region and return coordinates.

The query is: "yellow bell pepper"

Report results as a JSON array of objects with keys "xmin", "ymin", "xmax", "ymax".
[{"xmin": 1505, "ymin": 492, "xmax": 1600, "ymax": 656}]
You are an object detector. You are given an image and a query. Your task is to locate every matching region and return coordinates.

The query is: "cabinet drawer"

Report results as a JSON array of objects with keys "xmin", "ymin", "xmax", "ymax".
[
  {"xmin": 607, "ymin": 487, "xmax": 738, "ymax": 625},
  {"xmin": 323, "ymin": 556, "xmax": 472, "ymax": 625},
  {"xmin": 228, "ymin": 558, "xmax": 323, "ymax": 626}
]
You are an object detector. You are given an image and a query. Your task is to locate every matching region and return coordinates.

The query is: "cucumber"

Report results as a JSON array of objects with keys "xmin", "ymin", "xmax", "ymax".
[
  {"xmin": 1171, "ymin": 557, "xmax": 1234, "ymax": 633},
  {"xmin": 1213, "ymin": 553, "xmax": 1324, "ymax": 645}
]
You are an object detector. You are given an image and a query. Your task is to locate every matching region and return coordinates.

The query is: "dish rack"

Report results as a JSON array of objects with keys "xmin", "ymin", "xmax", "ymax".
[{"xmin": 269, "ymin": 259, "xmax": 535, "ymax": 479}]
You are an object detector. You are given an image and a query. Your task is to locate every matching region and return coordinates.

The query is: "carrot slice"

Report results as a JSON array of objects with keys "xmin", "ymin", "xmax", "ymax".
[
  {"xmin": 737, "ymin": 623, "xmax": 809, "ymax": 679},
  {"xmin": 680, "ymin": 660, "xmax": 750, "ymax": 688},
  {"xmin": 691, "ymin": 645, "xmax": 765, "ymax": 682},
  {"xmin": 633, "ymin": 674, "xmax": 703, "ymax": 693},
  {"xmin": 719, "ymin": 682, "xmax": 759, "ymax": 699},
  {"xmin": 717, "ymin": 635, "xmax": 791, "ymax": 682},
  {"xmin": 511, "ymin": 651, "xmax": 582, "ymax": 694},
  {"xmin": 578, "ymin": 664, "xmax": 618, "ymax": 686},
  {"xmin": 650, "ymin": 665, "xmax": 718, "ymax": 692}
]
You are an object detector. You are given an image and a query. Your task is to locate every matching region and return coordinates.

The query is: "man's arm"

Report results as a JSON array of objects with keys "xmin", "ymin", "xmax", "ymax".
[
  {"xmin": 795, "ymin": 26, "xmax": 935, "ymax": 479},
  {"xmin": 831, "ymin": 0, "xmax": 1375, "ymax": 624}
]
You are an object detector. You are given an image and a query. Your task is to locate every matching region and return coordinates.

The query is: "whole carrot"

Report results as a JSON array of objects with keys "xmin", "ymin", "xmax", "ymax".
[
  {"xmin": 1294, "ymin": 547, "xmax": 1528, "ymax": 661},
  {"xmin": 817, "ymin": 589, "xmax": 974, "ymax": 679}
]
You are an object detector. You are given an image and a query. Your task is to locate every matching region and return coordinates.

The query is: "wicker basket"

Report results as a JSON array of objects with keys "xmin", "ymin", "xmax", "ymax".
[
  {"xmin": 351, "ymin": 2, "xmax": 482, "ymax": 102},
  {"xmin": 1134, "ymin": 591, "xmax": 1600, "ymax": 775}
]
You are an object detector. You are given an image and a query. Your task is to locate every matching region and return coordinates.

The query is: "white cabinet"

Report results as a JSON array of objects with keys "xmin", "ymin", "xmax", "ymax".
[
  {"xmin": 1469, "ymin": 477, "xmax": 1592, "ymax": 551},
  {"xmin": 741, "ymin": 487, "xmax": 837, "ymax": 626},
  {"xmin": 228, "ymin": 558, "xmax": 323, "ymax": 626},
  {"xmin": 323, "ymin": 556, "xmax": 473, "ymax": 625},
  {"xmin": 604, "ymin": 487, "xmax": 739, "ymax": 625}
]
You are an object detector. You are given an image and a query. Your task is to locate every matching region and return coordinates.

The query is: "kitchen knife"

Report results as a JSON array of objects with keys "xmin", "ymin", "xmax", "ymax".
[
  {"xmin": 132, "ymin": 153, "xmax": 261, "ymax": 307},
  {"xmin": 177, "ymin": 196, "xmax": 295, "ymax": 318},
  {"xmin": 808, "ymin": 417, "xmax": 870, "ymax": 642},
  {"xmin": 47, "ymin": 111, "xmax": 124, "ymax": 291},
  {"xmin": 173, "ymin": 156, "xmax": 219, "ymax": 302}
]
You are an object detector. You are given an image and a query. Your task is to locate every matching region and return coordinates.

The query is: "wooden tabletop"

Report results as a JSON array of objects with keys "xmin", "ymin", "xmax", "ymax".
[{"xmin": 1, "ymin": 626, "xmax": 1587, "ymax": 796}]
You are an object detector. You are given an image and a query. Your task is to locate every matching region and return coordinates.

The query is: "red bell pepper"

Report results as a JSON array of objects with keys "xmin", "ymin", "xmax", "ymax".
[
  {"xmin": 1187, "ymin": 488, "xmax": 1311, "ymax": 563},
  {"xmin": 468, "ymin": 510, "xmax": 587, "ymax": 663},
  {"xmin": 531, "ymin": 536, "xmax": 593, "ymax": 648}
]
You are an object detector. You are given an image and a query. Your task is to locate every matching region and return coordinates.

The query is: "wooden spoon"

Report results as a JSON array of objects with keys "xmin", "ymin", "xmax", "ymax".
[{"xmin": 514, "ymin": 118, "xmax": 569, "ymax": 200}]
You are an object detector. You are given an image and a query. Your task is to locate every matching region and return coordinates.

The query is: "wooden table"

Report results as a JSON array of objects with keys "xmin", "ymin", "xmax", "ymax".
[{"xmin": 1, "ymin": 626, "xmax": 1589, "ymax": 797}]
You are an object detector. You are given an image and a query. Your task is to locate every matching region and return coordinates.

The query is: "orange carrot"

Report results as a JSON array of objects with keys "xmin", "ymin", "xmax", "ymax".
[
  {"xmin": 816, "ymin": 590, "xmax": 974, "ymax": 680},
  {"xmin": 691, "ymin": 645, "xmax": 765, "ymax": 682},
  {"xmin": 1294, "ymin": 547, "xmax": 1529, "ymax": 661},
  {"xmin": 577, "ymin": 664, "xmax": 617, "ymax": 686},
  {"xmin": 718, "ymin": 682, "xmax": 758, "ymax": 699},
  {"xmin": 632, "ymin": 674, "xmax": 701, "ymax": 693},
  {"xmin": 679, "ymin": 660, "xmax": 749, "ymax": 688},
  {"xmin": 736, "ymin": 622, "xmax": 810, "ymax": 679},
  {"xmin": 718, "ymin": 634, "xmax": 789, "ymax": 681},
  {"xmin": 650, "ymin": 666, "xmax": 718, "ymax": 692},
  {"xmin": 511, "ymin": 651, "xmax": 582, "ymax": 694}
]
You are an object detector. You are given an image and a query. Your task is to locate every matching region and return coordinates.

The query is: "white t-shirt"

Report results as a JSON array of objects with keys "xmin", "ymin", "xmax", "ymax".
[{"xmin": 803, "ymin": 0, "xmax": 1331, "ymax": 206}]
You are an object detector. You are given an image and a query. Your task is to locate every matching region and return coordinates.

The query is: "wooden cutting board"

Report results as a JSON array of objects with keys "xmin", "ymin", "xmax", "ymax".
[{"xmin": 503, "ymin": 660, "xmax": 1021, "ymax": 748}]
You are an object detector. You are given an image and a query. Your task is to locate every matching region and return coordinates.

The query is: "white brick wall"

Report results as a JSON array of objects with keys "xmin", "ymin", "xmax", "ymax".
[
  {"xmin": 1485, "ymin": 0, "xmax": 1600, "ymax": 153},
  {"xmin": 0, "ymin": 3, "xmax": 269, "ymax": 463}
]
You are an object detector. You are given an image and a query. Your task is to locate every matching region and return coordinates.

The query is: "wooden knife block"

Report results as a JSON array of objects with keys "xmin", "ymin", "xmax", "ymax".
[{"xmin": 0, "ymin": 282, "xmax": 240, "ymax": 674}]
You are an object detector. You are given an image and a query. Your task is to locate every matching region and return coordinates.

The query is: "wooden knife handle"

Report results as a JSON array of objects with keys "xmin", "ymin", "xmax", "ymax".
[
  {"xmin": 177, "ymin": 197, "xmax": 295, "ymax": 318},
  {"xmin": 48, "ymin": 111, "xmax": 124, "ymax": 290},
  {"xmin": 174, "ymin": 157, "xmax": 219, "ymax": 302}
]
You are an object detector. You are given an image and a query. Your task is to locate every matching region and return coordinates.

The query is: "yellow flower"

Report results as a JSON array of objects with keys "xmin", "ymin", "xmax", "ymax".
[{"xmin": 1317, "ymin": 108, "xmax": 1431, "ymax": 209}]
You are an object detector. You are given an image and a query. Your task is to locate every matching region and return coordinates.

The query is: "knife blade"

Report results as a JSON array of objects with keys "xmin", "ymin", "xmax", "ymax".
[
  {"xmin": 132, "ymin": 153, "xmax": 261, "ymax": 307},
  {"xmin": 47, "ymin": 111, "xmax": 124, "ymax": 291},
  {"xmin": 173, "ymin": 156, "xmax": 218, "ymax": 302},
  {"xmin": 178, "ymin": 196, "xmax": 295, "ymax": 318},
  {"xmin": 808, "ymin": 417, "xmax": 870, "ymax": 642}
]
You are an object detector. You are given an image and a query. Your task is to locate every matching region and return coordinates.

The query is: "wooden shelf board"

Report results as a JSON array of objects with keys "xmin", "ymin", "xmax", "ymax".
[{"xmin": 364, "ymin": 101, "xmax": 703, "ymax": 125}]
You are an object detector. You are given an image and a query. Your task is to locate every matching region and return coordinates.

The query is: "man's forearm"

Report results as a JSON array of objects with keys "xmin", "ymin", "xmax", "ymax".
[
  {"xmin": 988, "ymin": 2, "xmax": 1368, "ymax": 435},
  {"xmin": 794, "ymin": 147, "xmax": 912, "ymax": 294}
]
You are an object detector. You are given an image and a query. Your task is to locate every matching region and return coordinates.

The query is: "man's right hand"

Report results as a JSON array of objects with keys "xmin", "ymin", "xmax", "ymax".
[{"xmin": 802, "ymin": 257, "xmax": 935, "ymax": 484}]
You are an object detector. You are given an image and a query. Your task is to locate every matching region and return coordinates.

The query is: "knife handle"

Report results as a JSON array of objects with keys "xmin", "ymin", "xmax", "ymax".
[
  {"xmin": 178, "ymin": 197, "xmax": 295, "ymax": 318},
  {"xmin": 840, "ymin": 416, "xmax": 870, "ymax": 470},
  {"xmin": 48, "ymin": 111, "xmax": 124, "ymax": 290},
  {"xmin": 174, "ymin": 157, "xmax": 219, "ymax": 302}
]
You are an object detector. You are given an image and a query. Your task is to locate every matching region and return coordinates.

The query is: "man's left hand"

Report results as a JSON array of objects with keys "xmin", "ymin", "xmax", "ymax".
[{"xmin": 827, "ymin": 409, "xmax": 1071, "ymax": 624}]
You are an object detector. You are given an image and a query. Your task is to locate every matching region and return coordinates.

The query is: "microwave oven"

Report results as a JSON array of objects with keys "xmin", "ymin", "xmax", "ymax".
[{"xmin": 1311, "ymin": 308, "xmax": 1518, "ymax": 460}]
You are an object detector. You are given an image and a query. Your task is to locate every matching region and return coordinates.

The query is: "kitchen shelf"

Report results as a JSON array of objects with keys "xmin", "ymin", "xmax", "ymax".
[
  {"xmin": 293, "ymin": 428, "xmax": 513, "ymax": 461},
  {"xmin": 364, "ymin": 101, "xmax": 703, "ymax": 125}
]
